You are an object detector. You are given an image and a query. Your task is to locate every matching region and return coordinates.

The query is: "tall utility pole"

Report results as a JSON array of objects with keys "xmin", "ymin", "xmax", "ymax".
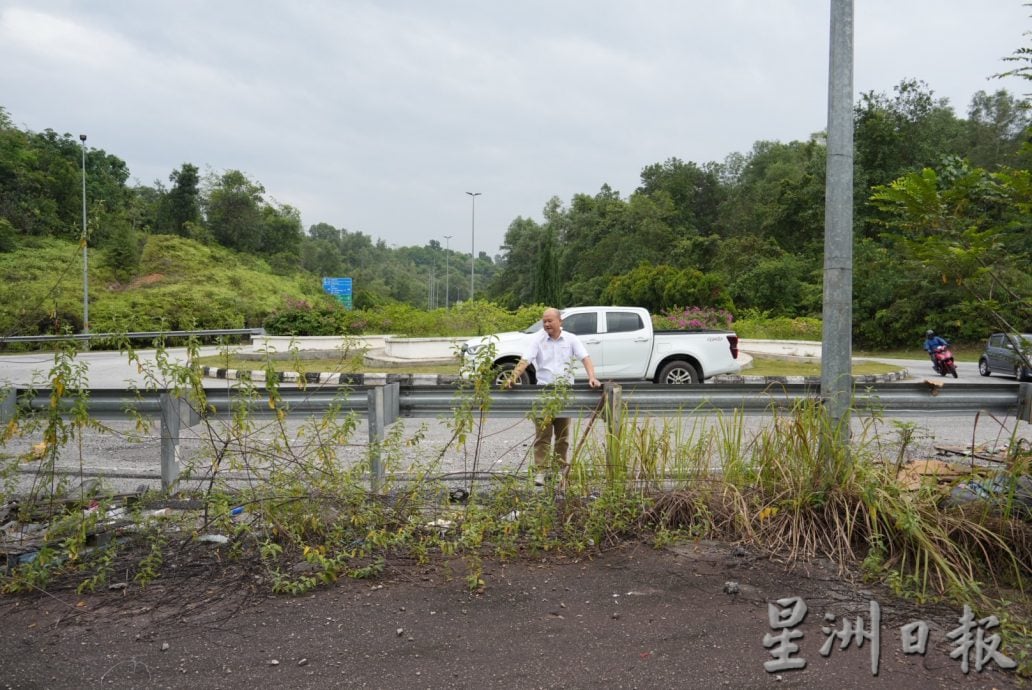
[
  {"xmin": 79, "ymin": 134, "xmax": 89, "ymax": 338},
  {"xmin": 466, "ymin": 192, "xmax": 480, "ymax": 300},
  {"xmin": 443, "ymin": 234, "xmax": 453, "ymax": 308},
  {"xmin": 822, "ymin": 0, "xmax": 854, "ymax": 456}
]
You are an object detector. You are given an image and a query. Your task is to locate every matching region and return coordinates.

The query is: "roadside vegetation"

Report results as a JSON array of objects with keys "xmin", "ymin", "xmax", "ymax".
[{"xmin": 1, "ymin": 340, "xmax": 1030, "ymax": 674}]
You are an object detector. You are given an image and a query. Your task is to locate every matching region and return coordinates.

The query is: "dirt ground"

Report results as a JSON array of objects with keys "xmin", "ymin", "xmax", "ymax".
[{"xmin": 0, "ymin": 541, "xmax": 1023, "ymax": 690}]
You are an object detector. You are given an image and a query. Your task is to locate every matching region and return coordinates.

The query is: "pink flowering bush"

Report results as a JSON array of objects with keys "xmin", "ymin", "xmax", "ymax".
[{"xmin": 652, "ymin": 306, "xmax": 734, "ymax": 331}]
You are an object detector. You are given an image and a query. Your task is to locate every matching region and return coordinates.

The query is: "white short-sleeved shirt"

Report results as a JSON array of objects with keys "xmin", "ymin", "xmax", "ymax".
[{"xmin": 522, "ymin": 328, "xmax": 589, "ymax": 385}]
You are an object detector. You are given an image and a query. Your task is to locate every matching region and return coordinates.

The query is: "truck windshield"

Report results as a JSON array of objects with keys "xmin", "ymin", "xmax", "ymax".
[
  {"xmin": 522, "ymin": 311, "xmax": 595, "ymax": 335},
  {"xmin": 522, "ymin": 310, "xmax": 574, "ymax": 334}
]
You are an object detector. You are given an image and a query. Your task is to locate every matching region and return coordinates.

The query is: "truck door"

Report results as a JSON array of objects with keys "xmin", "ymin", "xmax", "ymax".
[
  {"xmin": 561, "ymin": 311, "xmax": 603, "ymax": 377},
  {"xmin": 602, "ymin": 311, "xmax": 652, "ymax": 378}
]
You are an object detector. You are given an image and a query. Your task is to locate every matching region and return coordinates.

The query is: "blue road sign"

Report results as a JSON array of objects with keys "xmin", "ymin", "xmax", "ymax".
[{"xmin": 322, "ymin": 277, "xmax": 354, "ymax": 309}]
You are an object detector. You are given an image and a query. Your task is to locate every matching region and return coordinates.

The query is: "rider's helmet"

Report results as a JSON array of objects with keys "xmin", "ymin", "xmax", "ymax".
[{"xmin": 925, "ymin": 329, "xmax": 935, "ymax": 338}]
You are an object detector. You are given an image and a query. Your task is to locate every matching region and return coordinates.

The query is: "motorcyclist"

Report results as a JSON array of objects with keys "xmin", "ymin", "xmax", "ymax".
[{"xmin": 923, "ymin": 329, "xmax": 948, "ymax": 364}]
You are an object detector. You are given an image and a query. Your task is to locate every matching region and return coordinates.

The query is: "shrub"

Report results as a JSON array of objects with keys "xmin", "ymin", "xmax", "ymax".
[
  {"xmin": 274, "ymin": 300, "xmax": 548, "ymax": 337},
  {"xmin": 263, "ymin": 298, "xmax": 348, "ymax": 336},
  {"xmin": 652, "ymin": 306, "xmax": 734, "ymax": 331},
  {"xmin": 733, "ymin": 310, "xmax": 822, "ymax": 340}
]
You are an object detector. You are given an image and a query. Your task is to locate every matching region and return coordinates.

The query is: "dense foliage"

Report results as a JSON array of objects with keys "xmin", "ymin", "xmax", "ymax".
[
  {"xmin": 2, "ymin": 65, "xmax": 1031, "ymax": 346},
  {"xmin": 263, "ymin": 298, "xmax": 545, "ymax": 337},
  {"xmin": 485, "ymin": 80, "xmax": 1032, "ymax": 347}
]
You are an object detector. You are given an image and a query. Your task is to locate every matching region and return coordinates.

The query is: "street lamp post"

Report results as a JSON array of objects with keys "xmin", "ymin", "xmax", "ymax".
[
  {"xmin": 466, "ymin": 192, "xmax": 480, "ymax": 300},
  {"xmin": 79, "ymin": 134, "xmax": 89, "ymax": 338},
  {"xmin": 443, "ymin": 234, "xmax": 453, "ymax": 309},
  {"xmin": 427, "ymin": 255, "xmax": 436, "ymax": 310}
]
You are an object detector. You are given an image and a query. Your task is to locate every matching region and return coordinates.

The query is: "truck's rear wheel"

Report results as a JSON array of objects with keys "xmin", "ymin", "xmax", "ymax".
[{"xmin": 657, "ymin": 360, "xmax": 701, "ymax": 385}]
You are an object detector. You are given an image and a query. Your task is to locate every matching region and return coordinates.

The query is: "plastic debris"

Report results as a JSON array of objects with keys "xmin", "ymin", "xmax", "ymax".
[
  {"xmin": 424, "ymin": 519, "xmax": 455, "ymax": 534},
  {"xmin": 197, "ymin": 534, "xmax": 230, "ymax": 545},
  {"xmin": 943, "ymin": 474, "xmax": 1032, "ymax": 518}
]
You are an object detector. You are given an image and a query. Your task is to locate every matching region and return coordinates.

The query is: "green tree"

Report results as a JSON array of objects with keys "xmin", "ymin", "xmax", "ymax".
[
  {"xmin": 258, "ymin": 202, "xmax": 302, "ymax": 264},
  {"xmin": 730, "ymin": 253, "xmax": 817, "ymax": 316},
  {"xmin": 203, "ymin": 170, "xmax": 265, "ymax": 253},
  {"xmin": 869, "ymin": 159, "xmax": 1032, "ymax": 340},
  {"xmin": 710, "ymin": 137, "xmax": 828, "ymax": 285},
  {"xmin": 854, "ymin": 79, "xmax": 965, "ymax": 236},
  {"xmin": 531, "ymin": 227, "xmax": 560, "ymax": 306},
  {"xmin": 0, "ymin": 120, "xmax": 83, "ymax": 238},
  {"xmin": 102, "ymin": 221, "xmax": 143, "ymax": 281},
  {"xmin": 488, "ymin": 214, "xmax": 547, "ymax": 308},
  {"xmin": 661, "ymin": 267, "xmax": 733, "ymax": 311},
  {"xmin": 301, "ymin": 237, "xmax": 343, "ymax": 277},
  {"xmin": 558, "ymin": 185, "xmax": 678, "ymax": 303},
  {"xmin": 601, "ymin": 263, "xmax": 732, "ymax": 313},
  {"xmin": 636, "ymin": 157, "xmax": 724, "ymax": 238},
  {"xmin": 157, "ymin": 163, "xmax": 202, "ymax": 237},
  {"xmin": 960, "ymin": 90, "xmax": 1031, "ymax": 168},
  {"xmin": 0, "ymin": 217, "xmax": 15, "ymax": 252}
]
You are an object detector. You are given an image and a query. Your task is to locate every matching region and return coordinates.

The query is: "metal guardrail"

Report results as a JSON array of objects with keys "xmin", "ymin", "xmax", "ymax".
[
  {"xmin": 3, "ymin": 381, "xmax": 1030, "ymax": 491},
  {"xmin": 0, "ymin": 328, "xmax": 265, "ymax": 345},
  {"xmin": 1, "ymin": 383, "xmax": 401, "ymax": 493},
  {"xmin": 14, "ymin": 382, "xmax": 1024, "ymax": 417},
  {"xmin": 398, "ymin": 382, "xmax": 1030, "ymax": 417}
]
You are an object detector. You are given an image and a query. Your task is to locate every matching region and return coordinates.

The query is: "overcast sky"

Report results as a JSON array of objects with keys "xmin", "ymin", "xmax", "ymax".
[{"xmin": 1, "ymin": 1, "xmax": 1028, "ymax": 257}]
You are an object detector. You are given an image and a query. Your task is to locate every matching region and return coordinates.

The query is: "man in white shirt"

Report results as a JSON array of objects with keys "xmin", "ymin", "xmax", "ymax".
[{"xmin": 505, "ymin": 307, "xmax": 600, "ymax": 483}]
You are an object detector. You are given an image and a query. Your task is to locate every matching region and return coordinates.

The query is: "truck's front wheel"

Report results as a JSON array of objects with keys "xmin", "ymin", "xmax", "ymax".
[
  {"xmin": 493, "ymin": 360, "xmax": 531, "ymax": 386},
  {"xmin": 657, "ymin": 360, "xmax": 701, "ymax": 385}
]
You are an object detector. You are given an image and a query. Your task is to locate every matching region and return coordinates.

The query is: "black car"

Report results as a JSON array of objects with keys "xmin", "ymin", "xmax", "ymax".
[{"xmin": 978, "ymin": 332, "xmax": 1032, "ymax": 381}]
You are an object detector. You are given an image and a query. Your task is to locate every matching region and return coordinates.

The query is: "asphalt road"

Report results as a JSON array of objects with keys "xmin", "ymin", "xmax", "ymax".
[
  {"xmin": 0, "ymin": 348, "xmax": 1022, "ymax": 388},
  {"xmin": 858, "ymin": 355, "xmax": 985, "ymax": 383},
  {"xmin": 0, "ymin": 346, "xmax": 231, "ymax": 389}
]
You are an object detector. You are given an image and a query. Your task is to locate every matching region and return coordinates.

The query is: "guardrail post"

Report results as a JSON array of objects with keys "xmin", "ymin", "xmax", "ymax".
[
  {"xmin": 1018, "ymin": 383, "xmax": 1032, "ymax": 423},
  {"xmin": 183, "ymin": 392, "xmax": 201, "ymax": 427},
  {"xmin": 367, "ymin": 382, "xmax": 400, "ymax": 492},
  {"xmin": 0, "ymin": 389, "xmax": 15, "ymax": 426},
  {"xmin": 603, "ymin": 383, "xmax": 623, "ymax": 481},
  {"xmin": 159, "ymin": 392, "xmax": 188, "ymax": 492}
]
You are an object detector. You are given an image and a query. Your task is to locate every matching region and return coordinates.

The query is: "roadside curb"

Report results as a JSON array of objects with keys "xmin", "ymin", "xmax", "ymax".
[
  {"xmin": 199, "ymin": 366, "xmax": 466, "ymax": 386},
  {"xmin": 711, "ymin": 368, "xmax": 911, "ymax": 385},
  {"xmin": 200, "ymin": 366, "xmax": 912, "ymax": 386}
]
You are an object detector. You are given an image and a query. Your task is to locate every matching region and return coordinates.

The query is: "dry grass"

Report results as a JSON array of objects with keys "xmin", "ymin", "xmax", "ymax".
[{"xmin": 567, "ymin": 399, "xmax": 1032, "ymax": 604}]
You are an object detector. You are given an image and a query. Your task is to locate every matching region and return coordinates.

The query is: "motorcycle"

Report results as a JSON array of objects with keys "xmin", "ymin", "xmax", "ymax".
[{"xmin": 931, "ymin": 344, "xmax": 958, "ymax": 378}]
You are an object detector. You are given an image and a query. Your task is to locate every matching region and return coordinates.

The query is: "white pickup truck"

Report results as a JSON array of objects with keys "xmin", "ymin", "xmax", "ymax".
[{"xmin": 460, "ymin": 306, "xmax": 740, "ymax": 385}]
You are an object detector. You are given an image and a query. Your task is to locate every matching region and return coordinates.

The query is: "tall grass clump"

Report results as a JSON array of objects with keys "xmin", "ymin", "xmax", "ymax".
[{"xmin": 640, "ymin": 397, "xmax": 1031, "ymax": 605}]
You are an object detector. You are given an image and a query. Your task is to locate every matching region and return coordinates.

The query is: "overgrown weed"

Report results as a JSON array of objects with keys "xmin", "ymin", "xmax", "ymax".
[{"xmin": 1, "ymin": 337, "xmax": 1030, "ymax": 672}]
